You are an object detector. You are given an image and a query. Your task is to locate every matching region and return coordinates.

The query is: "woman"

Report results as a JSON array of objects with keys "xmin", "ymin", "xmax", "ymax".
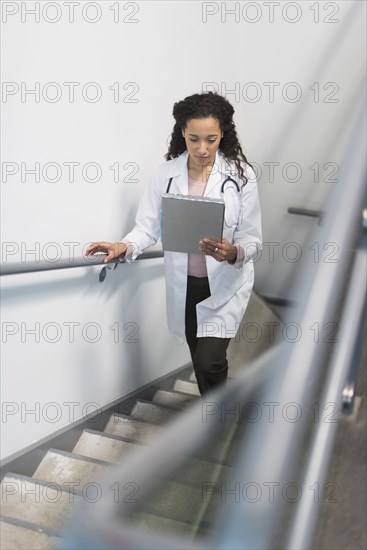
[{"xmin": 86, "ymin": 91, "xmax": 262, "ymax": 395}]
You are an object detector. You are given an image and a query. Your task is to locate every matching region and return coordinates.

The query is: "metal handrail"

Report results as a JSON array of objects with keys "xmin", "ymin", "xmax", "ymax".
[
  {"xmin": 217, "ymin": 97, "xmax": 366, "ymax": 550},
  {"xmin": 286, "ymin": 213, "xmax": 366, "ymax": 549},
  {"xmin": 0, "ymin": 250, "xmax": 164, "ymax": 278},
  {"xmin": 287, "ymin": 207, "xmax": 324, "ymax": 225}
]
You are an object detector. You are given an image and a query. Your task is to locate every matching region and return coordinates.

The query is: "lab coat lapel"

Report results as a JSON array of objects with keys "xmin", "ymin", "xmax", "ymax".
[
  {"xmin": 167, "ymin": 150, "xmax": 232, "ymax": 197},
  {"xmin": 167, "ymin": 151, "xmax": 189, "ymax": 195},
  {"xmin": 204, "ymin": 150, "xmax": 229, "ymax": 197}
]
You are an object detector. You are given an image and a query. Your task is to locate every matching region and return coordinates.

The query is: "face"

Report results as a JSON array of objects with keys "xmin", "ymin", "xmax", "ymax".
[{"xmin": 182, "ymin": 117, "xmax": 223, "ymax": 171}]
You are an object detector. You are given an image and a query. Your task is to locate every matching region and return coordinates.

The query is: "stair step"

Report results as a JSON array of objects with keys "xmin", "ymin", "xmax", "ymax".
[
  {"xmin": 0, "ymin": 516, "xmax": 61, "ymax": 550},
  {"xmin": 104, "ymin": 413, "xmax": 163, "ymax": 441},
  {"xmin": 130, "ymin": 400, "xmax": 178, "ymax": 423},
  {"xmin": 0, "ymin": 475, "xmax": 81, "ymax": 531},
  {"xmin": 33, "ymin": 449, "xmax": 111, "ymax": 486},
  {"xmin": 129, "ymin": 511, "xmax": 214, "ymax": 539},
  {"xmin": 168, "ymin": 455, "xmax": 232, "ymax": 486},
  {"xmin": 71, "ymin": 429, "xmax": 231, "ymax": 485},
  {"xmin": 133, "ymin": 478, "xmax": 219, "ymax": 526},
  {"xmin": 72, "ymin": 430, "xmax": 143, "ymax": 463},
  {"xmin": 198, "ymin": 437, "xmax": 239, "ymax": 467},
  {"xmin": 173, "ymin": 379, "xmax": 201, "ymax": 396},
  {"xmin": 104, "ymin": 413, "xmax": 238, "ymax": 466},
  {"xmin": 152, "ymin": 389, "xmax": 197, "ymax": 408}
]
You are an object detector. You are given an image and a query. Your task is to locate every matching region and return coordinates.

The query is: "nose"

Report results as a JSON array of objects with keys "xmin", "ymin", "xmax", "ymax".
[{"xmin": 197, "ymin": 140, "xmax": 208, "ymax": 155}]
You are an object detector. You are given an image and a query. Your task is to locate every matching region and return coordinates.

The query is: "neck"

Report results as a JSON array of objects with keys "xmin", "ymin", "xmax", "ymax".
[{"xmin": 187, "ymin": 158, "xmax": 214, "ymax": 182}]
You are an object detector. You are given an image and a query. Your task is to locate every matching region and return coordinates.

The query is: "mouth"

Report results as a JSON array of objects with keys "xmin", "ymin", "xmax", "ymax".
[{"xmin": 197, "ymin": 156, "xmax": 208, "ymax": 160}]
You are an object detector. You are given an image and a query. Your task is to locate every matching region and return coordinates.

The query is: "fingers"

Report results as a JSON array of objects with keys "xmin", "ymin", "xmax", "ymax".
[
  {"xmin": 199, "ymin": 239, "xmax": 222, "ymax": 260},
  {"xmin": 199, "ymin": 238, "xmax": 219, "ymax": 252},
  {"xmin": 199, "ymin": 238, "xmax": 234, "ymax": 262},
  {"xmin": 104, "ymin": 246, "xmax": 118, "ymax": 263},
  {"xmin": 85, "ymin": 241, "xmax": 111, "ymax": 256},
  {"xmin": 85, "ymin": 242, "xmax": 127, "ymax": 265},
  {"xmin": 85, "ymin": 242, "xmax": 100, "ymax": 256}
]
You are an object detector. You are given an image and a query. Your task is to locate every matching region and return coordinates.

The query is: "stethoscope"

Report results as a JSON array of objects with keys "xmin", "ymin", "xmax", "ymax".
[{"xmin": 221, "ymin": 175, "xmax": 243, "ymax": 193}]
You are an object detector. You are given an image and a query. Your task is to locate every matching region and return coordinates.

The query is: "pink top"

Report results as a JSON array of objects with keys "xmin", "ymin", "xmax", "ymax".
[{"xmin": 187, "ymin": 176, "xmax": 208, "ymax": 277}]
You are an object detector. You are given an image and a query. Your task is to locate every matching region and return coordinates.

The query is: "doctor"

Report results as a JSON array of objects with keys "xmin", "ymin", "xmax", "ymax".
[{"xmin": 86, "ymin": 91, "xmax": 262, "ymax": 395}]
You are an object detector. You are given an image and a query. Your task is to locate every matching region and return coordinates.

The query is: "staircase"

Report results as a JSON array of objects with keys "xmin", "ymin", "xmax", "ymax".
[
  {"xmin": 0, "ymin": 292, "xmax": 282, "ymax": 549},
  {"xmin": 0, "ymin": 372, "xmax": 240, "ymax": 548}
]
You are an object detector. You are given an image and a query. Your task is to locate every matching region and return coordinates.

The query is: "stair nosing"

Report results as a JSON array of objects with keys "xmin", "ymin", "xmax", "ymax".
[
  {"xmin": 80, "ymin": 428, "xmax": 147, "ymax": 447},
  {"xmin": 154, "ymin": 388, "xmax": 200, "ymax": 399},
  {"xmin": 134, "ymin": 502, "xmax": 220, "ymax": 533},
  {"xmin": 110, "ymin": 411, "xmax": 163, "ymax": 426},
  {"xmin": 1, "ymin": 472, "xmax": 84, "ymax": 497},
  {"xmin": 0, "ymin": 513, "xmax": 64, "ymax": 539},
  {"xmin": 35, "ymin": 448, "xmax": 115, "ymax": 467},
  {"xmin": 173, "ymin": 379, "xmax": 201, "ymax": 390},
  {"xmin": 130, "ymin": 508, "xmax": 218, "ymax": 533},
  {"xmin": 134, "ymin": 397, "xmax": 182, "ymax": 412}
]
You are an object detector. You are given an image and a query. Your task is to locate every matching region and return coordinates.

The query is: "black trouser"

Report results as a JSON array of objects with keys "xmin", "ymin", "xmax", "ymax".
[{"xmin": 185, "ymin": 275, "xmax": 231, "ymax": 396}]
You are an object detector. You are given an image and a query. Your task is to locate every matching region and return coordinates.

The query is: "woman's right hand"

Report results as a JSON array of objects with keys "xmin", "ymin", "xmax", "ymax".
[{"xmin": 85, "ymin": 241, "xmax": 128, "ymax": 263}]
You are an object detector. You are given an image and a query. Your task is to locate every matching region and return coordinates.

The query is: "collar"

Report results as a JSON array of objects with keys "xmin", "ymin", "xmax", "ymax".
[{"xmin": 166, "ymin": 149, "xmax": 235, "ymax": 178}]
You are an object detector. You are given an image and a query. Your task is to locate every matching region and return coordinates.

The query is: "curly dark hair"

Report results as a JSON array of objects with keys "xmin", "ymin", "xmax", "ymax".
[{"xmin": 165, "ymin": 91, "xmax": 253, "ymax": 185}]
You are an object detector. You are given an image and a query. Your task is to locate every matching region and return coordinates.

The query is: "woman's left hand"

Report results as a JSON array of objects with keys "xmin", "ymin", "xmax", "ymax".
[{"xmin": 199, "ymin": 238, "xmax": 237, "ymax": 264}]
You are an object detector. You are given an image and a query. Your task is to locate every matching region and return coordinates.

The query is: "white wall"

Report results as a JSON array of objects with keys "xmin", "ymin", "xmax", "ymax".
[{"xmin": 1, "ymin": 0, "xmax": 365, "ymax": 462}]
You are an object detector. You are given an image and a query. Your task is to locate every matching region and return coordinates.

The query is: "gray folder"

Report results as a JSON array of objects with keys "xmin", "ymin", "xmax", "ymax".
[{"xmin": 161, "ymin": 193, "xmax": 224, "ymax": 254}]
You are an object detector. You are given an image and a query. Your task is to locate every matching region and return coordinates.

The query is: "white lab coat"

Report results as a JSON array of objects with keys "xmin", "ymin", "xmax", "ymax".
[{"xmin": 121, "ymin": 149, "xmax": 262, "ymax": 343}]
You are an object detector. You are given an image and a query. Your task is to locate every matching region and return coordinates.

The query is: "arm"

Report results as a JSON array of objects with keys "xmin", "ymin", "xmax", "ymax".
[
  {"xmin": 120, "ymin": 166, "xmax": 163, "ymax": 263},
  {"xmin": 199, "ymin": 166, "xmax": 262, "ymax": 267},
  {"xmin": 85, "ymin": 167, "xmax": 164, "ymax": 263},
  {"xmin": 230, "ymin": 166, "xmax": 262, "ymax": 269}
]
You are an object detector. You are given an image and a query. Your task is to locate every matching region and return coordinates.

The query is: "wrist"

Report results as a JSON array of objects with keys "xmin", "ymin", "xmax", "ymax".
[{"xmin": 227, "ymin": 245, "xmax": 237, "ymax": 264}]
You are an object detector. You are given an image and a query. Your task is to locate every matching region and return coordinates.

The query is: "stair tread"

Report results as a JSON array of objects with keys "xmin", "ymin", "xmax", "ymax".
[
  {"xmin": 104, "ymin": 414, "xmax": 163, "ymax": 440},
  {"xmin": 130, "ymin": 399, "xmax": 178, "ymax": 423},
  {"xmin": 166, "ymin": 455, "xmax": 232, "ymax": 485},
  {"xmin": 129, "ymin": 511, "xmax": 214, "ymax": 539},
  {"xmin": 152, "ymin": 389, "xmax": 197, "ymax": 408},
  {"xmin": 72, "ymin": 430, "xmax": 232, "ymax": 485},
  {"xmin": 104, "ymin": 414, "xmax": 238, "ymax": 465},
  {"xmin": 0, "ymin": 518, "xmax": 61, "ymax": 550},
  {"xmin": 173, "ymin": 379, "xmax": 201, "ymax": 396},
  {"xmin": 33, "ymin": 449, "xmax": 112, "ymax": 486},
  {"xmin": 0, "ymin": 475, "xmax": 81, "ymax": 531},
  {"xmin": 72, "ymin": 430, "xmax": 142, "ymax": 463},
  {"xmin": 134, "ymin": 478, "xmax": 220, "ymax": 525}
]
